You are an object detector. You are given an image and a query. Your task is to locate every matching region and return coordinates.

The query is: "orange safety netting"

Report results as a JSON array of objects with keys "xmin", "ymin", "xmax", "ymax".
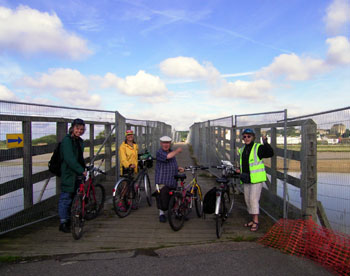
[{"xmin": 258, "ymin": 218, "xmax": 350, "ymax": 276}]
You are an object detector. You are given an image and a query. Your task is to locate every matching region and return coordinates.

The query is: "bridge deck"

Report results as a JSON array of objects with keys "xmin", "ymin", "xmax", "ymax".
[{"xmin": 0, "ymin": 143, "xmax": 274, "ymax": 258}]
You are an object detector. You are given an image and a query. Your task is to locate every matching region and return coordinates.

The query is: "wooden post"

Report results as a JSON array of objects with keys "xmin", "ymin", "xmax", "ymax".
[
  {"xmin": 22, "ymin": 120, "xmax": 33, "ymax": 208},
  {"xmin": 300, "ymin": 119, "xmax": 317, "ymax": 221},
  {"xmin": 105, "ymin": 124, "xmax": 112, "ymax": 173},
  {"xmin": 89, "ymin": 124, "xmax": 94, "ymax": 164},
  {"xmin": 56, "ymin": 122, "xmax": 67, "ymax": 195},
  {"xmin": 270, "ymin": 127, "xmax": 277, "ymax": 194}
]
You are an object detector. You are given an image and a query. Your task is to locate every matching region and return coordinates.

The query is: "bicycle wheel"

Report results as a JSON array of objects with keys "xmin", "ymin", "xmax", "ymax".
[
  {"xmin": 85, "ymin": 183, "xmax": 106, "ymax": 220},
  {"xmin": 71, "ymin": 195, "xmax": 84, "ymax": 240},
  {"xmin": 113, "ymin": 179, "xmax": 132, "ymax": 218},
  {"xmin": 132, "ymin": 180, "xmax": 141, "ymax": 210},
  {"xmin": 194, "ymin": 185, "xmax": 203, "ymax": 218},
  {"xmin": 143, "ymin": 173, "xmax": 152, "ymax": 206},
  {"xmin": 215, "ymin": 196, "xmax": 225, "ymax": 239},
  {"xmin": 224, "ymin": 186, "xmax": 234, "ymax": 214},
  {"xmin": 168, "ymin": 193, "xmax": 185, "ymax": 231}
]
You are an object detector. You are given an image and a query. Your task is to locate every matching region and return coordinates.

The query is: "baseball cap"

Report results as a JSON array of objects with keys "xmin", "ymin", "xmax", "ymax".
[
  {"xmin": 159, "ymin": 136, "xmax": 172, "ymax": 142},
  {"xmin": 125, "ymin": 130, "xmax": 134, "ymax": 136}
]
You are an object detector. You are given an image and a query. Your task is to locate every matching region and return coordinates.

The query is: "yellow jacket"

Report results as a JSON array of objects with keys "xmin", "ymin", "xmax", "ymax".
[{"xmin": 119, "ymin": 142, "xmax": 139, "ymax": 173}]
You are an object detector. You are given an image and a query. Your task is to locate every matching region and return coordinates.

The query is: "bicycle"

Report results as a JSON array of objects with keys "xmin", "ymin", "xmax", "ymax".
[
  {"xmin": 70, "ymin": 165, "xmax": 106, "ymax": 240},
  {"xmin": 112, "ymin": 151, "xmax": 153, "ymax": 218},
  {"xmin": 167, "ymin": 166, "xmax": 208, "ymax": 231},
  {"xmin": 211, "ymin": 160, "xmax": 239, "ymax": 238}
]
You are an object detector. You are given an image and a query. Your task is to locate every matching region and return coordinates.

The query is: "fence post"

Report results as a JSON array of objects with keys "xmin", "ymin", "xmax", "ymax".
[
  {"xmin": 56, "ymin": 122, "xmax": 67, "ymax": 195},
  {"xmin": 89, "ymin": 123, "xmax": 94, "ymax": 164},
  {"xmin": 270, "ymin": 127, "xmax": 277, "ymax": 194},
  {"xmin": 105, "ymin": 124, "xmax": 112, "ymax": 173},
  {"xmin": 301, "ymin": 119, "xmax": 317, "ymax": 221},
  {"xmin": 22, "ymin": 120, "xmax": 33, "ymax": 208},
  {"xmin": 115, "ymin": 112, "xmax": 120, "ymax": 178}
]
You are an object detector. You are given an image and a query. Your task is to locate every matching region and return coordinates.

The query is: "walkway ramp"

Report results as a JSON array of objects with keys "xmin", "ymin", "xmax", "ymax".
[{"xmin": 0, "ymin": 143, "xmax": 274, "ymax": 257}]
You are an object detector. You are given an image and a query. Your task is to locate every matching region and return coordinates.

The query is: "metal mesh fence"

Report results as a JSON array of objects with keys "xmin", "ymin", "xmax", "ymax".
[
  {"xmin": 189, "ymin": 107, "xmax": 350, "ymax": 235},
  {"xmin": 0, "ymin": 101, "xmax": 171, "ymax": 234},
  {"xmin": 287, "ymin": 107, "xmax": 350, "ymax": 234}
]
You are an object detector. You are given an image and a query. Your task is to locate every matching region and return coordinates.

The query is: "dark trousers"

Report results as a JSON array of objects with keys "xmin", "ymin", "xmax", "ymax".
[{"xmin": 156, "ymin": 186, "xmax": 175, "ymax": 211}]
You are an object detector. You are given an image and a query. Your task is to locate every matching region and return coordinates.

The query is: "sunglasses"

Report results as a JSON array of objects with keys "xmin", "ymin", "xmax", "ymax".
[{"xmin": 243, "ymin": 135, "xmax": 252, "ymax": 139}]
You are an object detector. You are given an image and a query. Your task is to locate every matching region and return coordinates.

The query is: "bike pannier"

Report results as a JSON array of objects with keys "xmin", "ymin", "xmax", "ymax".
[{"xmin": 203, "ymin": 187, "xmax": 216, "ymax": 214}]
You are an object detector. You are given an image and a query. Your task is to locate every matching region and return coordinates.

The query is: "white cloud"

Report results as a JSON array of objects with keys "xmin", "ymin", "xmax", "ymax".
[
  {"xmin": 102, "ymin": 70, "xmax": 170, "ymax": 98},
  {"xmin": 214, "ymin": 79, "xmax": 273, "ymax": 99},
  {"xmin": 324, "ymin": 0, "xmax": 350, "ymax": 35},
  {"xmin": 160, "ymin": 56, "xmax": 220, "ymax": 82},
  {"xmin": 0, "ymin": 5, "xmax": 92, "ymax": 59},
  {"xmin": 18, "ymin": 68, "xmax": 101, "ymax": 108},
  {"xmin": 257, "ymin": 53, "xmax": 328, "ymax": 81},
  {"xmin": 326, "ymin": 36, "xmax": 350, "ymax": 65},
  {"xmin": 0, "ymin": 84, "xmax": 18, "ymax": 101}
]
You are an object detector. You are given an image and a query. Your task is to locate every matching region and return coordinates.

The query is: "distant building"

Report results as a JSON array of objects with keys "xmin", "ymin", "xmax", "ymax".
[{"xmin": 330, "ymin": 124, "xmax": 346, "ymax": 136}]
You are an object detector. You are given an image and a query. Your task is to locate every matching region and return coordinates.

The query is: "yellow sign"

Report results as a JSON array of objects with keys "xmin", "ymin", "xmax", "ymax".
[{"xmin": 6, "ymin": 134, "xmax": 24, "ymax": 148}]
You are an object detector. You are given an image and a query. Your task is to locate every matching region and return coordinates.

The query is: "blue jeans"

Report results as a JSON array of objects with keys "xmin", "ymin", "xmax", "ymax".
[{"xmin": 58, "ymin": 192, "xmax": 74, "ymax": 223}]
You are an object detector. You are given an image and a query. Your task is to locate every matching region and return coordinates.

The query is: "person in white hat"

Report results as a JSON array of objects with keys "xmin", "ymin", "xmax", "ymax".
[{"xmin": 155, "ymin": 135, "xmax": 184, "ymax": 222}]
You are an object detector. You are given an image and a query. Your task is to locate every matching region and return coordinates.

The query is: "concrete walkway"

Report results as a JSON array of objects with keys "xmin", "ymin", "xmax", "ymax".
[{"xmin": 0, "ymin": 143, "xmax": 333, "ymax": 275}]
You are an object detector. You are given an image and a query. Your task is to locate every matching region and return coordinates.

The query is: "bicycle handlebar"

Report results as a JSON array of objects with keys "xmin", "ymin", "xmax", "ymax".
[
  {"xmin": 86, "ymin": 165, "xmax": 106, "ymax": 175},
  {"xmin": 184, "ymin": 166, "xmax": 209, "ymax": 171}
]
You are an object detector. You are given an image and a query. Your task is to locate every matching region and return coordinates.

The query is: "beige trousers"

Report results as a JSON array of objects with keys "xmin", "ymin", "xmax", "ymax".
[{"xmin": 243, "ymin": 182, "xmax": 263, "ymax": 215}]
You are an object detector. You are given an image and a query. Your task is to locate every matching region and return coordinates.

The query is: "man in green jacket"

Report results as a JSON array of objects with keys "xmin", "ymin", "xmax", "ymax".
[{"xmin": 58, "ymin": 119, "xmax": 86, "ymax": 233}]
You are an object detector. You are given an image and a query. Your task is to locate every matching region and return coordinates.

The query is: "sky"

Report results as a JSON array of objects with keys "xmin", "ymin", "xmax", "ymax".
[{"xmin": 0, "ymin": 0, "xmax": 349, "ymax": 130}]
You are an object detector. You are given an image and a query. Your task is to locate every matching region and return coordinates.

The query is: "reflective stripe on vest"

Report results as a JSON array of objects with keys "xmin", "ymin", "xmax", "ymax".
[{"xmin": 239, "ymin": 143, "xmax": 267, "ymax": 184}]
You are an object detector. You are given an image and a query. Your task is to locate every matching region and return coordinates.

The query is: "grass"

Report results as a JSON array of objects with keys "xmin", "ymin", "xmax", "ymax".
[
  {"xmin": 0, "ymin": 255, "xmax": 22, "ymax": 263},
  {"xmin": 229, "ymin": 236, "xmax": 259, "ymax": 242}
]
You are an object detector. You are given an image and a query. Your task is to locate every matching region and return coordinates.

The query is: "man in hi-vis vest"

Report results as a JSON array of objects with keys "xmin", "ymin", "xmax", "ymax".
[{"xmin": 236, "ymin": 128, "xmax": 274, "ymax": 232}]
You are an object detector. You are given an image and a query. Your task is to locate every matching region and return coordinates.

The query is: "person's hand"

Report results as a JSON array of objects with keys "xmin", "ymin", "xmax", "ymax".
[
  {"xmin": 83, "ymin": 171, "xmax": 87, "ymax": 177},
  {"xmin": 176, "ymin": 147, "xmax": 183, "ymax": 154},
  {"xmin": 235, "ymin": 168, "xmax": 241, "ymax": 174},
  {"xmin": 178, "ymin": 167, "xmax": 184, "ymax": 173},
  {"xmin": 129, "ymin": 164, "xmax": 136, "ymax": 168}
]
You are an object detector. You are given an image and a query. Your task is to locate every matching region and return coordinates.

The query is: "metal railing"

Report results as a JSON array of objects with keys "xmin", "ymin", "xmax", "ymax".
[
  {"xmin": 189, "ymin": 107, "xmax": 350, "ymax": 235},
  {"xmin": 0, "ymin": 100, "xmax": 171, "ymax": 234}
]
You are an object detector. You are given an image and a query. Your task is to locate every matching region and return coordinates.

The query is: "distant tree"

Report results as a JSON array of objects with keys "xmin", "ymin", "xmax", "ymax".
[
  {"xmin": 96, "ymin": 130, "xmax": 106, "ymax": 139},
  {"xmin": 32, "ymin": 135, "xmax": 57, "ymax": 145}
]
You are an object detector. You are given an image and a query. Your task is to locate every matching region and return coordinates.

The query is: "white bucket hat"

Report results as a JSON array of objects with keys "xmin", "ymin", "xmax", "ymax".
[{"xmin": 159, "ymin": 136, "xmax": 172, "ymax": 142}]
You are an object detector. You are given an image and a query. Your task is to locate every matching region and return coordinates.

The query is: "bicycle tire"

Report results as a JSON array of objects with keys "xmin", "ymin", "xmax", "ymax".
[
  {"xmin": 168, "ymin": 193, "xmax": 185, "ymax": 231},
  {"xmin": 143, "ymin": 173, "xmax": 152, "ymax": 206},
  {"xmin": 194, "ymin": 185, "xmax": 203, "ymax": 218},
  {"xmin": 71, "ymin": 195, "xmax": 84, "ymax": 240},
  {"xmin": 113, "ymin": 179, "xmax": 132, "ymax": 218},
  {"xmin": 85, "ymin": 183, "xmax": 106, "ymax": 220},
  {"xmin": 225, "ymin": 186, "xmax": 234, "ymax": 214},
  {"xmin": 132, "ymin": 180, "xmax": 141, "ymax": 210}
]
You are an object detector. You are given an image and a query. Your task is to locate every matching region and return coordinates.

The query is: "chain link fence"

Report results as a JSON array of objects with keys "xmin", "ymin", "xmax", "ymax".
[
  {"xmin": 189, "ymin": 107, "xmax": 350, "ymax": 235},
  {"xmin": 286, "ymin": 107, "xmax": 350, "ymax": 234},
  {"xmin": 0, "ymin": 100, "xmax": 171, "ymax": 234}
]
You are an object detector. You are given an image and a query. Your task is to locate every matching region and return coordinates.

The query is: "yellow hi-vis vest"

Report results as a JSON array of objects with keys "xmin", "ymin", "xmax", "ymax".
[{"xmin": 239, "ymin": 143, "xmax": 267, "ymax": 184}]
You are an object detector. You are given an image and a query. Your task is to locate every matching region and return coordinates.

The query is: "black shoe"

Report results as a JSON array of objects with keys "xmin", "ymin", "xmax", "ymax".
[
  {"xmin": 59, "ymin": 223, "xmax": 70, "ymax": 233},
  {"xmin": 159, "ymin": 215, "xmax": 167, "ymax": 223}
]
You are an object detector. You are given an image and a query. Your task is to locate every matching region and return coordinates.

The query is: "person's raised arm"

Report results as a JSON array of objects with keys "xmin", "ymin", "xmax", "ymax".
[{"xmin": 167, "ymin": 147, "xmax": 182, "ymax": 159}]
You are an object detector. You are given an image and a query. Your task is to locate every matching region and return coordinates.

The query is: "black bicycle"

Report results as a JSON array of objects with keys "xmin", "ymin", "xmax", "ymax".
[
  {"xmin": 211, "ymin": 160, "xmax": 239, "ymax": 238},
  {"xmin": 112, "ymin": 151, "xmax": 153, "ymax": 218}
]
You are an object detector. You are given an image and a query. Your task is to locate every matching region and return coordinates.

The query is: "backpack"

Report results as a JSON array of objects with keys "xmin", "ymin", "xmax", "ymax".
[
  {"xmin": 48, "ymin": 142, "xmax": 62, "ymax": 177},
  {"xmin": 203, "ymin": 187, "xmax": 217, "ymax": 214}
]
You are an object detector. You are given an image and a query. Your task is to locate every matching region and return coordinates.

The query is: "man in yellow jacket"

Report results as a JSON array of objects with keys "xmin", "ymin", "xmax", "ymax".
[{"xmin": 119, "ymin": 130, "xmax": 138, "ymax": 175}]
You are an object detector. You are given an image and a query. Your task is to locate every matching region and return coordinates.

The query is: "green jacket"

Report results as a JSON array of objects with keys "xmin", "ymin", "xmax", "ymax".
[{"xmin": 60, "ymin": 134, "xmax": 85, "ymax": 193}]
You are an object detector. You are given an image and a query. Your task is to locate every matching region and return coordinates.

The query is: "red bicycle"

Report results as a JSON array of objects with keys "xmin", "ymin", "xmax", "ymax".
[{"xmin": 71, "ymin": 165, "xmax": 106, "ymax": 240}]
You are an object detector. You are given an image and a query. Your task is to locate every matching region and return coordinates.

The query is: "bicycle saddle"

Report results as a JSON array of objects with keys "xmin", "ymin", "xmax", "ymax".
[
  {"xmin": 174, "ymin": 174, "xmax": 186, "ymax": 181},
  {"xmin": 216, "ymin": 178, "xmax": 229, "ymax": 184}
]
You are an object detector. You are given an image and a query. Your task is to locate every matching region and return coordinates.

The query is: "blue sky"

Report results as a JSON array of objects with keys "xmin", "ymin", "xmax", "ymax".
[{"xmin": 0, "ymin": 0, "xmax": 349, "ymax": 129}]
